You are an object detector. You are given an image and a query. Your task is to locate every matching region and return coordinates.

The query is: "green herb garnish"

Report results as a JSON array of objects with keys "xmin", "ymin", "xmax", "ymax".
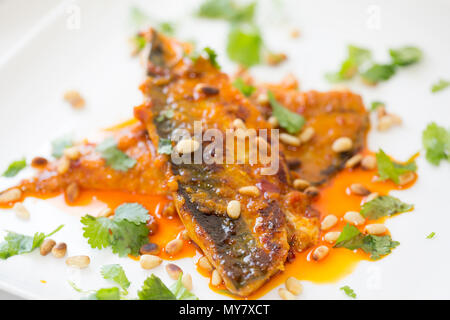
[
  {"xmin": 268, "ymin": 90, "xmax": 305, "ymax": 134},
  {"xmin": 96, "ymin": 137, "xmax": 136, "ymax": 172},
  {"xmin": 340, "ymin": 285, "xmax": 357, "ymax": 298},
  {"xmin": 227, "ymin": 24, "xmax": 262, "ymax": 68},
  {"xmin": 325, "ymin": 45, "xmax": 371, "ymax": 82},
  {"xmin": 138, "ymin": 274, "xmax": 198, "ymax": 300},
  {"xmin": 431, "ymin": 79, "xmax": 450, "ymax": 93},
  {"xmin": 375, "ymin": 149, "xmax": 417, "ymax": 184},
  {"xmin": 2, "ymin": 158, "xmax": 26, "ymax": 177},
  {"xmin": 197, "ymin": 0, "xmax": 256, "ymax": 23},
  {"xmin": 426, "ymin": 232, "xmax": 436, "ymax": 239},
  {"xmin": 389, "ymin": 46, "xmax": 422, "ymax": 66},
  {"xmin": 360, "ymin": 195, "xmax": 413, "ymax": 219},
  {"xmin": 422, "ymin": 122, "xmax": 450, "ymax": 165},
  {"xmin": 0, "ymin": 225, "xmax": 64, "ymax": 260},
  {"xmin": 101, "ymin": 264, "xmax": 131, "ymax": 294},
  {"xmin": 361, "ymin": 64, "xmax": 396, "ymax": 85},
  {"xmin": 157, "ymin": 138, "xmax": 173, "ymax": 155},
  {"xmin": 370, "ymin": 101, "xmax": 385, "ymax": 111},
  {"xmin": 51, "ymin": 135, "xmax": 73, "ymax": 158},
  {"xmin": 81, "ymin": 203, "xmax": 149, "ymax": 257},
  {"xmin": 233, "ymin": 77, "xmax": 256, "ymax": 97}
]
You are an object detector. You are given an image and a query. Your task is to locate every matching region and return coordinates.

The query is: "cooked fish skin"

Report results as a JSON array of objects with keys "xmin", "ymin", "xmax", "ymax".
[
  {"xmin": 19, "ymin": 122, "xmax": 169, "ymax": 197},
  {"xmin": 135, "ymin": 30, "xmax": 297, "ymax": 296},
  {"xmin": 252, "ymin": 84, "xmax": 369, "ymax": 185}
]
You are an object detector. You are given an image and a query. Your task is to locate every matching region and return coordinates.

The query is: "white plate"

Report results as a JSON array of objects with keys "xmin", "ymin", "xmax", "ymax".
[{"xmin": 0, "ymin": 0, "xmax": 449, "ymax": 299}]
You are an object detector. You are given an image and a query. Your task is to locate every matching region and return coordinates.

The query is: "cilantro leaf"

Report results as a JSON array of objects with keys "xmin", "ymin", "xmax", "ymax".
[
  {"xmin": 375, "ymin": 149, "xmax": 417, "ymax": 184},
  {"xmin": 158, "ymin": 138, "xmax": 173, "ymax": 155},
  {"xmin": 81, "ymin": 203, "xmax": 150, "ymax": 257},
  {"xmin": 0, "ymin": 225, "xmax": 64, "ymax": 260},
  {"xmin": 138, "ymin": 275, "xmax": 177, "ymax": 300},
  {"xmin": 361, "ymin": 235, "xmax": 399, "ymax": 260},
  {"xmin": 422, "ymin": 122, "xmax": 450, "ymax": 165},
  {"xmin": 426, "ymin": 232, "xmax": 436, "ymax": 239},
  {"xmin": 431, "ymin": 79, "xmax": 450, "ymax": 93},
  {"xmin": 81, "ymin": 215, "xmax": 113, "ymax": 250},
  {"xmin": 361, "ymin": 64, "xmax": 396, "ymax": 85},
  {"xmin": 340, "ymin": 285, "xmax": 356, "ymax": 298},
  {"xmin": 370, "ymin": 101, "xmax": 385, "ymax": 111},
  {"xmin": 335, "ymin": 224, "xmax": 399, "ymax": 260},
  {"xmin": 51, "ymin": 135, "xmax": 73, "ymax": 158},
  {"xmin": 101, "ymin": 264, "xmax": 130, "ymax": 292},
  {"xmin": 170, "ymin": 275, "xmax": 198, "ymax": 300},
  {"xmin": 325, "ymin": 45, "xmax": 371, "ymax": 82},
  {"xmin": 360, "ymin": 195, "xmax": 413, "ymax": 219},
  {"xmin": 268, "ymin": 90, "xmax": 305, "ymax": 134},
  {"xmin": 233, "ymin": 77, "xmax": 256, "ymax": 97},
  {"xmin": 227, "ymin": 24, "xmax": 262, "ymax": 68},
  {"xmin": 389, "ymin": 46, "xmax": 422, "ymax": 66},
  {"xmin": 96, "ymin": 137, "xmax": 136, "ymax": 172},
  {"xmin": 114, "ymin": 203, "xmax": 149, "ymax": 225},
  {"xmin": 197, "ymin": 0, "xmax": 255, "ymax": 23},
  {"xmin": 2, "ymin": 158, "xmax": 26, "ymax": 177}
]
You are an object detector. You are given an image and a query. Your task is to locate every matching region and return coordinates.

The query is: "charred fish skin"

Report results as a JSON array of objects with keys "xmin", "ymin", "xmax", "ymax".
[{"xmin": 135, "ymin": 30, "xmax": 290, "ymax": 296}]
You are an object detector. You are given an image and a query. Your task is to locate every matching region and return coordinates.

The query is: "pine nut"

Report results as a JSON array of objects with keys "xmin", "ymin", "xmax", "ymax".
[
  {"xmin": 332, "ymin": 137, "xmax": 353, "ymax": 153},
  {"xmin": 140, "ymin": 243, "xmax": 160, "ymax": 255},
  {"xmin": 321, "ymin": 215, "xmax": 338, "ymax": 230},
  {"xmin": 398, "ymin": 172, "xmax": 415, "ymax": 185},
  {"xmin": 31, "ymin": 156, "xmax": 48, "ymax": 167},
  {"xmin": 350, "ymin": 183, "xmax": 370, "ymax": 196},
  {"xmin": 376, "ymin": 106, "xmax": 387, "ymax": 119},
  {"xmin": 312, "ymin": 245, "xmax": 329, "ymax": 261},
  {"xmin": 238, "ymin": 186, "xmax": 260, "ymax": 197},
  {"xmin": 268, "ymin": 116, "xmax": 279, "ymax": 128},
  {"xmin": 175, "ymin": 139, "xmax": 200, "ymax": 154},
  {"xmin": 0, "ymin": 188, "xmax": 22, "ymax": 203},
  {"xmin": 364, "ymin": 192, "xmax": 379, "ymax": 203},
  {"xmin": 361, "ymin": 155, "xmax": 376, "ymax": 170},
  {"xmin": 345, "ymin": 154, "xmax": 363, "ymax": 168},
  {"xmin": 293, "ymin": 179, "xmax": 310, "ymax": 191},
  {"xmin": 278, "ymin": 288, "xmax": 296, "ymax": 300},
  {"xmin": 65, "ymin": 182, "xmax": 80, "ymax": 203},
  {"xmin": 66, "ymin": 255, "xmax": 90, "ymax": 269},
  {"xmin": 52, "ymin": 242, "xmax": 67, "ymax": 258},
  {"xmin": 304, "ymin": 186, "xmax": 319, "ymax": 198},
  {"xmin": 211, "ymin": 269, "xmax": 222, "ymax": 286},
  {"xmin": 182, "ymin": 273, "xmax": 193, "ymax": 291},
  {"xmin": 140, "ymin": 254, "xmax": 162, "ymax": 270},
  {"xmin": 165, "ymin": 239, "xmax": 183, "ymax": 255},
  {"xmin": 166, "ymin": 263, "xmax": 183, "ymax": 280},
  {"xmin": 63, "ymin": 90, "xmax": 85, "ymax": 109},
  {"xmin": 300, "ymin": 127, "xmax": 315, "ymax": 143},
  {"xmin": 365, "ymin": 224, "xmax": 387, "ymax": 235},
  {"xmin": 377, "ymin": 115, "xmax": 401, "ymax": 131},
  {"xmin": 181, "ymin": 230, "xmax": 190, "ymax": 241},
  {"xmin": 324, "ymin": 231, "xmax": 341, "ymax": 243},
  {"xmin": 285, "ymin": 277, "xmax": 303, "ymax": 295},
  {"xmin": 198, "ymin": 256, "xmax": 213, "ymax": 271},
  {"xmin": 344, "ymin": 211, "xmax": 365, "ymax": 226},
  {"xmin": 13, "ymin": 202, "xmax": 30, "ymax": 220},
  {"xmin": 63, "ymin": 147, "xmax": 81, "ymax": 160},
  {"xmin": 257, "ymin": 93, "xmax": 269, "ymax": 104},
  {"xmin": 227, "ymin": 200, "xmax": 241, "ymax": 219},
  {"xmin": 57, "ymin": 156, "xmax": 70, "ymax": 174},
  {"xmin": 40, "ymin": 239, "xmax": 56, "ymax": 256},
  {"xmin": 280, "ymin": 133, "xmax": 301, "ymax": 146},
  {"xmin": 232, "ymin": 119, "xmax": 246, "ymax": 129}
]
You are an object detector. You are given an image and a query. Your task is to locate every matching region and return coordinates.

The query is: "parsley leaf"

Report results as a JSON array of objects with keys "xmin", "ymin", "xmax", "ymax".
[
  {"xmin": 376, "ymin": 149, "xmax": 417, "ymax": 184},
  {"xmin": 233, "ymin": 77, "xmax": 256, "ymax": 97},
  {"xmin": 101, "ymin": 264, "xmax": 130, "ymax": 292},
  {"xmin": 81, "ymin": 203, "xmax": 150, "ymax": 257},
  {"xmin": 340, "ymin": 285, "xmax": 356, "ymax": 298},
  {"xmin": 0, "ymin": 225, "xmax": 64, "ymax": 260},
  {"xmin": 197, "ymin": 0, "xmax": 255, "ymax": 23},
  {"xmin": 227, "ymin": 24, "xmax": 262, "ymax": 67},
  {"xmin": 370, "ymin": 101, "xmax": 385, "ymax": 111},
  {"xmin": 2, "ymin": 158, "xmax": 26, "ymax": 177},
  {"xmin": 51, "ymin": 135, "xmax": 73, "ymax": 158},
  {"xmin": 335, "ymin": 224, "xmax": 399, "ymax": 260},
  {"xmin": 389, "ymin": 46, "xmax": 422, "ymax": 66},
  {"xmin": 158, "ymin": 138, "xmax": 173, "ymax": 155},
  {"xmin": 426, "ymin": 232, "xmax": 436, "ymax": 239},
  {"xmin": 361, "ymin": 64, "xmax": 396, "ymax": 85},
  {"xmin": 360, "ymin": 195, "xmax": 413, "ymax": 219},
  {"xmin": 268, "ymin": 90, "xmax": 305, "ymax": 134},
  {"xmin": 422, "ymin": 122, "xmax": 450, "ymax": 165},
  {"xmin": 431, "ymin": 79, "xmax": 450, "ymax": 93},
  {"xmin": 96, "ymin": 137, "xmax": 136, "ymax": 172},
  {"xmin": 325, "ymin": 45, "xmax": 371, "ymax": 82},
  {"xmin": 138, "ymin": 274, "xmax": 177, "ymax": 300}
]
